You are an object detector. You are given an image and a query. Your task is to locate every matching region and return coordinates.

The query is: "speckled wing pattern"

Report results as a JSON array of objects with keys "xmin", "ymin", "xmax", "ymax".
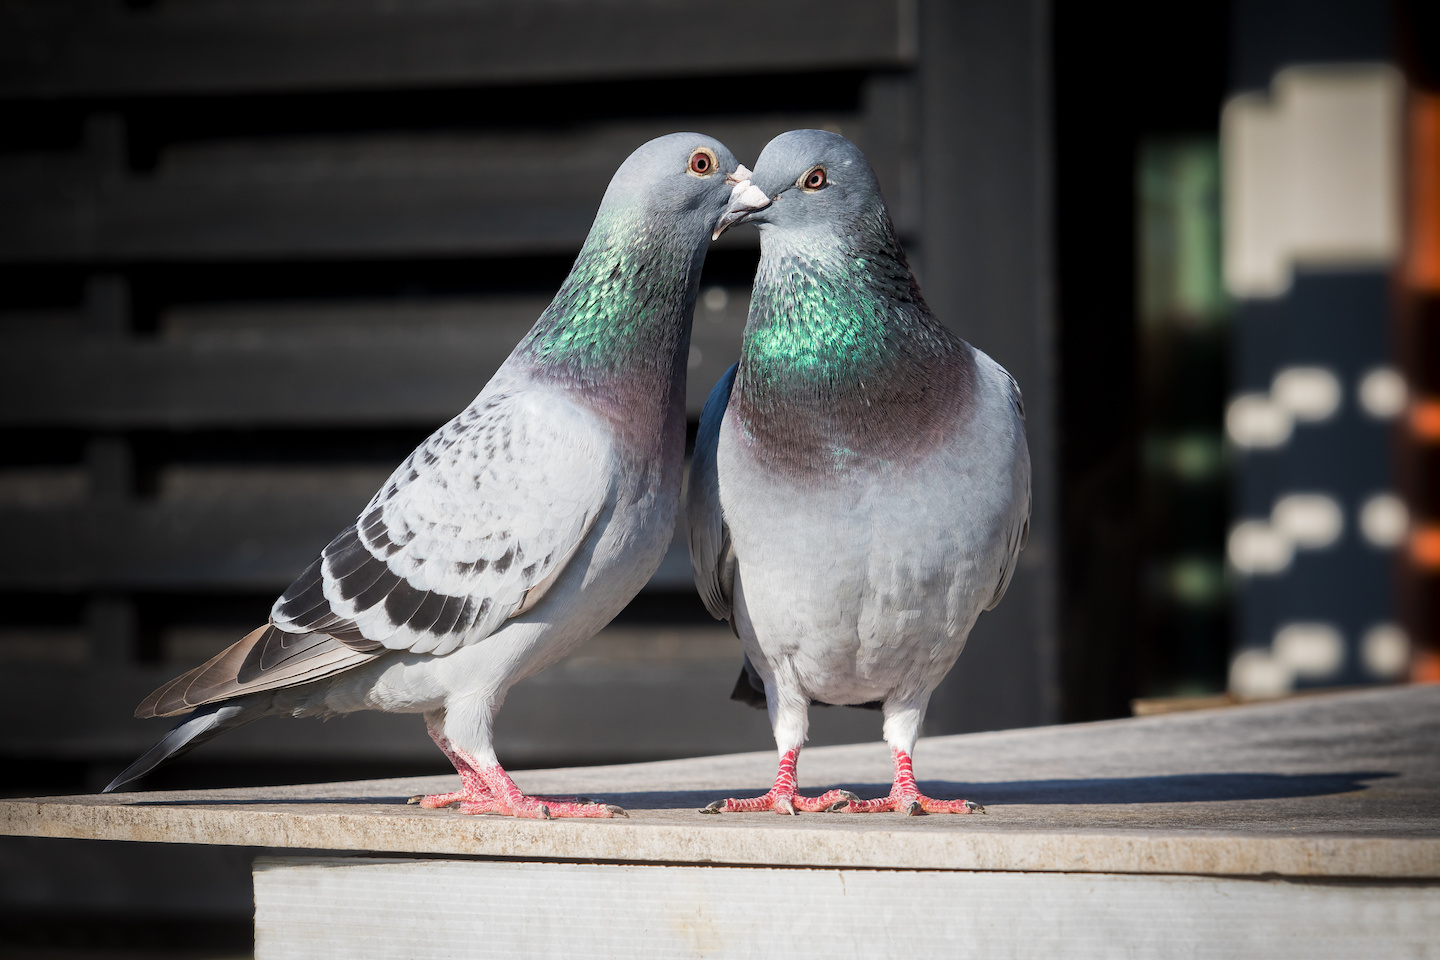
[
  {"xmin": 272, "ymin": 383, "xmax": 613, "ymax": 657},
  {"xmin": 686, "ymin": 363, "xmax": 738, "ymax": 622}
]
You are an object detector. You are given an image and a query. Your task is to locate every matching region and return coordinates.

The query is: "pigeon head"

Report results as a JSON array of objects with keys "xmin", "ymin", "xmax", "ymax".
[
  {"xmin": 599, "ymin": 132, "xmax": 746, "ymax": 236},
  {"xmin": 712, "ymin": 129, "xmax": 883, "ymax": 239}
]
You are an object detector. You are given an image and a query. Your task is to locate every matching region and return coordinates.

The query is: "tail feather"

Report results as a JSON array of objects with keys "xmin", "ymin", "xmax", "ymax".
[{"xmin": 103, "ymin": 699, "xmax": 265, "ymax": 794}]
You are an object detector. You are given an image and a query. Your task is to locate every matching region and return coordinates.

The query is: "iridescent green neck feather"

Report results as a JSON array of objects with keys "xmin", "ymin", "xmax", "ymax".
[
  {"xmin": 735, "ymin": 209, "xmax": 975, "ymax": 473},
  {"xmin": 519, "ymin": 205, "xmax": 698, "ymax": 390}
]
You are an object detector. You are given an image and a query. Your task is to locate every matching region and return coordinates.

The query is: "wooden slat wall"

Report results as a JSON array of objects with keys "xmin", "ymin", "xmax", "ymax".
[
  {"xmin": 0, "ymin": 0, "xmax": 914, "ymax": 96},
  {"xmin": 0, "ymin": 112, "xmax": 912, "ymax": 260},
  {"xmin": 0, "ymin": 292, "xmax": 751, "ymax": 427},
  {"xmin": 0, "ymin": 0, "xmax": 1054, "ymax": 786}
]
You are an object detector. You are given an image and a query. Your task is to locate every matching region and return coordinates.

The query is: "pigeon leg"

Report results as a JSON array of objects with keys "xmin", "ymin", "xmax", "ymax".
[
  {"xmin": 444, "ymin": 748, "xmax": 625, "ymax": 819},
  {"xmin": 841, "ymin": 747, "xmax": 984, "ymax": 815},
  {"xmin": 699, "ymin": 747, "xmax": 859, "ymax": 815},
  {"xmin": 409, "ymin": 725, "xmax": 495, "ymax": 809}
]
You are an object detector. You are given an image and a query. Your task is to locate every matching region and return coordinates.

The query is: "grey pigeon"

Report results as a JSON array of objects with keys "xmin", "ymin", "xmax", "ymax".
[
  {"xmin": 104, "ymin": 133, "xmax": 745, "ymax": 819},
  {"xmin": 688, "ymin": 130, "xmax": 1030, "ymax": 815}
]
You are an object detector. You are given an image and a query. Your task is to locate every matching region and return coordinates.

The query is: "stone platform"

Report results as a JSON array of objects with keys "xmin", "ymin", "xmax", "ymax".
[{"xmin": 4, "ymin": 685, "xmax": 1438, "ymax": 957}]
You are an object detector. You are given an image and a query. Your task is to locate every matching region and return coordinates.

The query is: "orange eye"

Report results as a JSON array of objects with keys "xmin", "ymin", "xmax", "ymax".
[
  {"xmin": 688, "ymin": 149, "xmax": 717, "ymax": 177},
  {"xmin": 802, "ymin": 167, "xmax": 827, "ymax": 190}
]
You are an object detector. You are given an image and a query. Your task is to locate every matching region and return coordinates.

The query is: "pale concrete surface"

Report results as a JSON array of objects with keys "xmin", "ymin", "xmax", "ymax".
[
  {"xmin": 4, "ymin": 685, "xmax": 1437, "ymax": 878},
  {"xmin": 253, "ymin": 858, "xmax": 1440, "ymax": 960}
]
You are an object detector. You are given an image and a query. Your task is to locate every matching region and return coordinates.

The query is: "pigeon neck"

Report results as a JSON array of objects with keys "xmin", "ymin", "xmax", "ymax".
[
  {"xmin": 518, "ymin": 204, "xmax": 699, "ymax": 423},
  {"xmin": 732, "ymin": 213, "xmax": 975, "ymax": 474},
  {"xmin": 738, "ymin": 214, "xmax": 954, "ymax": 391}
]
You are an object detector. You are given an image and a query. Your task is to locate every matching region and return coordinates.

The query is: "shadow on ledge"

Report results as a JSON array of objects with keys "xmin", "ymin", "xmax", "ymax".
[{"xmin": 127, "ymin": 770, "xmax": 1396, "ymax": 810}]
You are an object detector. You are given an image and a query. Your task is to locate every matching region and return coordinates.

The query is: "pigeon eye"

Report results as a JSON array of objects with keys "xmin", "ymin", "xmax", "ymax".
[
  {"xmin": 688, "ymin": 148, "xmax": 718, "ymax": 177},
  {"xmin": 801, "ymin": 167, "xmax": 828, "ymax": 190}
]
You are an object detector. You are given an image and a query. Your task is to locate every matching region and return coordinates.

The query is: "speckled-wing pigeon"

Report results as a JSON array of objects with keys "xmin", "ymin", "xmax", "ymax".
[
  {"xmin": 688, "ymin": 130, "xmax": 1030, "ymax": 815},
  {"xmin": 104, "ymin": 133, "xmax": 746, "ymax": 819}
]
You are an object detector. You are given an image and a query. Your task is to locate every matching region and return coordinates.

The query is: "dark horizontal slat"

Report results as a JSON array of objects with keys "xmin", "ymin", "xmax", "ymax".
[
  {"xmin": 0, "ymin": 291, "xmax": 748, "ymax": 427},
  {"xmin": 0, "ymin": 108, "xmax": 909, "ymax": 261},
  {"xmin": 0, "ymin": 634, "xmax": 880, "ymax": 765},
  {"xmin": 0, "ymin": 490, "xmax": 697, "ymax": 591},
  {"xmin": 0, "ymin": 492, "xmax": 373, "ymax": 591},
  {"xmin": 0, "ymin": 0, "xmax": 913, "ymax": 98}
]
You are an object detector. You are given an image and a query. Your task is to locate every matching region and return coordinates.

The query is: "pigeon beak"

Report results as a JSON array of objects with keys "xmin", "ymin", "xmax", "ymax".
[{"xmin": 713, "ymin": 173, "xmax": 772, "ymax": 240}]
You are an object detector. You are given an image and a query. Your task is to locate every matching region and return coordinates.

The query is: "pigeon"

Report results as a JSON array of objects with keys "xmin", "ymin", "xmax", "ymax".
[
  {"xmin": 688, "ymin": 130, "xmax": 1030, "ymax": 815},
  {"xmin": 104, "ymin": 133, "xmax": 746, "ymax": 819}
]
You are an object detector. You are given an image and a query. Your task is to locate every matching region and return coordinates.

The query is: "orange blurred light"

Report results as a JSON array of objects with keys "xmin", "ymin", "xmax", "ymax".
[
  {"xmin": 1414, "ymin": 650, "xmax": 1440, "ymax": 685},
  {"xmin": 1412, "ymin": 525, "xmax": 1440, "ymax": 569},
  {"xmin": 1412, "ymin": 400, "xmax": 1440, "ymax": 442},
  {"xmin": 1408, "ymin": 92, "xmax": 1440, "ymax": 292}
]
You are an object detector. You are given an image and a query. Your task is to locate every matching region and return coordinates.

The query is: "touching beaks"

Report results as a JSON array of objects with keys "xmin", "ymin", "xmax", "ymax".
[
  {"xmin": 713, "ymin": 172, "xmax": 772, "ymax": 240},
  {"xmin": 724, "ymin": 164, "xmax": 753, "ymax": 186}
]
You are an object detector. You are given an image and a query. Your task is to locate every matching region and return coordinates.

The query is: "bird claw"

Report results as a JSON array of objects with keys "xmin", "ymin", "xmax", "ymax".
[
  {"xmin": 966, "ymin": 800, "xmax": 986, "ymax": 814},
  {"xmin": 774, "ymin": 794, "xmax": 797, "ymax": 816},
  {"xmin": 605, "ymin": 805, "xmax": 629, "ymax": 818},
  {"xmin": 823, "ymin": 799, "xmax": 852, "ymax": 813},
  {"xmin": 407, "ymin": 795, "xmax": 423, "ymax": 805},
  {"xmin": 700, "ymin": 800, "xmax": 726, "ymax": 814},
  {"xmin": 904, "ymin": 799, "xmax": 925, "ymax": 817}
]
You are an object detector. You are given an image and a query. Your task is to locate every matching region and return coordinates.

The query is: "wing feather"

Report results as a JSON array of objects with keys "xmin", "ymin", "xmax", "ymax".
[
  {"xmin": 985, "ymin": 365, "xmax": 1031, "ymax": 611},
  {"xmin": 687, "ymin": 364, "xmax": 738, "ymax": 622},
  {"xmin": 135, "ymin": 624, "xmax": 377, "ymax": 719},
  {"xmin": 271, "ymin": 383, "xmax": 614, "ymax": 657}
]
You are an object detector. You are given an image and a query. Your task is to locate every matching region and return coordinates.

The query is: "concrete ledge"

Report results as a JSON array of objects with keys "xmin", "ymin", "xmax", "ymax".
[
  {"xmin": 5, "ymin": 685, "xmax": 1438, "ymax": 879},
  {"xmin": 253, "ymin": 858, "xmax": 1440, "ymax": 960}
]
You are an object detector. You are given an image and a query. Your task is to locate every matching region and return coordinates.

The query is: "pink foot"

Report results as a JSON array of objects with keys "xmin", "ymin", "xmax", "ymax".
[
  {"xmin": 842, "ymin": 793, "xmax": 983, "ymax": 815},
  {"xmin": 699, "ymin": 748, "xmax": 859, "ymax": 815},
  {"xmin": 459, "ymin": 764, "xmax": 625, "ymax": 819},
  {"xmin": 700, "ymin": 787, "xmax": 858, "ymax": 815},
  {"xmin": 408, "ymin": 731, "xmax": 495, "ymax": 809},
  {"xmin": 838, "ymin": 748, "xmax": 984, "ymax": 816},
  {"xmin": 411, "ymin": 728, "xmax": 625, "ymax": 819},
  {"xmin": 410, "ymin": 790, "xmax": 476, "ymax": 809}
]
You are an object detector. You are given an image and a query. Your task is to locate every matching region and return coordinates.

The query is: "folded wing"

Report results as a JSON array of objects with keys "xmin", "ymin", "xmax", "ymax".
[
  {"xmin": 138, "ymin": 384, "xmax": 613, "ymax": 718},
  {"xmin": 985, "ymin": 365, "xmax": 1031, "ymax": 611},
  {"xmin": 687, "ymin": 364, "xmax": 738, "ymax": 622}
]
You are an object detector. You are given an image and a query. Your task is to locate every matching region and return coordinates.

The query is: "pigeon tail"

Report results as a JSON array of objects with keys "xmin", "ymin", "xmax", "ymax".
[{"xmin": 102, "ymin": 698, "xmax": 266, "ymax": 794}]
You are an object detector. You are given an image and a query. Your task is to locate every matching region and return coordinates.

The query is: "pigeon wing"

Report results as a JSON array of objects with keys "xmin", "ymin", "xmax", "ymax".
[
  {"xmin": 985, "ymin": 366, "xmax": 1031, "ymax": 611},
  {"xmin": 273, "ymin": 384, "xmax": 613, "ymax": 657},
  {"xmin": 136, "ymin": 624, "xmax": 377, "ymax": 718},
  {"xmin": 687, "ymin": 364, "xmax": 738, "ymax": 622}
]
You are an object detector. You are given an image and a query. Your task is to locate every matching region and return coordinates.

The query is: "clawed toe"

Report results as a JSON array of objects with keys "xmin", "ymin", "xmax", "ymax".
[
  {"xmin": 839, "ymin": 792, "xmax": 984, "ymax": 815},
  {"xmin": 699, "ymin": 788, "xmax": 855, "ymax": 815},
  {"xmin": 411, "ymin": 791, "xmax": 472, "ymax": 809}
]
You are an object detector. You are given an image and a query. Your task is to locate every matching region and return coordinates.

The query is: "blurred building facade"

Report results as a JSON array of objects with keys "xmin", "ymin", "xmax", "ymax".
[{"xmin": 1222, "ymin": 0, "xmax": 1438, "ymax": 697}]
